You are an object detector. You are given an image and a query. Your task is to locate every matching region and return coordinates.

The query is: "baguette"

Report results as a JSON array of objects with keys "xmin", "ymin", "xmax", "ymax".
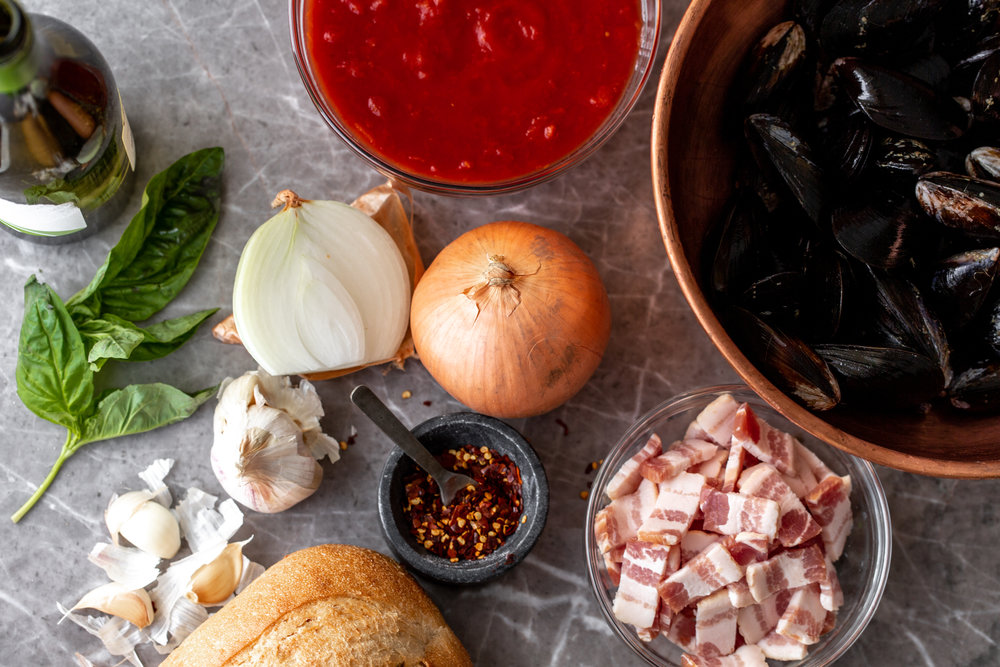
[{"xmin": 162, "ymin": 544, "xmax": 473, "ymax": 666}]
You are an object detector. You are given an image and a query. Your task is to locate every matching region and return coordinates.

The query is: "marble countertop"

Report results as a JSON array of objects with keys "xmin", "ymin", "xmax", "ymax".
[{"xmin": 2, "ymin": 1, "xmax": 999, "ymax": 665}]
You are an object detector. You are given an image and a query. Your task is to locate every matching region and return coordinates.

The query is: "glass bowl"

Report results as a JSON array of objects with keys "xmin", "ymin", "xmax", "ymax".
[
  {"xmin": 289, "ymin": 0, "xmax": 661, "ymax": 195},
  {"xmin": 584, "ymin": 385, "xmax": 891, "ymax": 666}
]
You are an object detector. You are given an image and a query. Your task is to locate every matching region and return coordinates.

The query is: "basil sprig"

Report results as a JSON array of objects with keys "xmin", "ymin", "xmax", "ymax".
[{"xmin": 11, "ymin": 147, "xmax": 225, "ymax": 523}]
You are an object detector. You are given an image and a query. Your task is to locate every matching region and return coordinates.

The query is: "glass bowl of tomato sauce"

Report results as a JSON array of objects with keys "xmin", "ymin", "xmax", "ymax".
[{"xmin": 290, "ymin": 0, "xmax": 661, "ymax": 195}]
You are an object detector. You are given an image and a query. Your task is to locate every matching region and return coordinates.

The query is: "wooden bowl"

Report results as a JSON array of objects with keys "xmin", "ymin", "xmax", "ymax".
[{"xmin": 651, "ymin": 0, "xmax": 1000, "ymax": 478}]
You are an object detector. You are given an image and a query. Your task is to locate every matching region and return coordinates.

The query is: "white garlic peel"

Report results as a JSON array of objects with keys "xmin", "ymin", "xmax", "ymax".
[
  {"xmin": 212, "ymin": 368, "xmax": 340, "ymax": 513},
  {"xmin": 232, "ymin": 191, "xmax": 411, "ymax": 376},
  {"xmin": 105, "ymin": 491, "xmax": 181, "ymax": 559},
  {"xmin": 71, "ymin": 582, "xmax": 154, "ymax": 629}
]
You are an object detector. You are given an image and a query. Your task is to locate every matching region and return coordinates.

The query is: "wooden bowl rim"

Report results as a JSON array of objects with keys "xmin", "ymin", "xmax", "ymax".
[{"xmin": 649, "ymin": 0, "xmax": 1000, "ymax": 479}]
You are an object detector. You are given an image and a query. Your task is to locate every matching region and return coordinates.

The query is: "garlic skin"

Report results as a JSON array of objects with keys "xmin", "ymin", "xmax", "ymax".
[
  {"xmin": 105, "ymin": 492, "xmax": 181, "ymax": 559},
  {"xmin": 212, "ymin": 368, "xmax": 339, "ymax": 513},
  {"xmin": 72, "ymin": 582, "xmax": 155, "ymax": 629}
]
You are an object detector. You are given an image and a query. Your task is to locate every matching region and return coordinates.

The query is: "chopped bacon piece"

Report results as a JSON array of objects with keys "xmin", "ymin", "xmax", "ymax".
[
  {"xmin": 700, "ymin": 489, "xmax": 780, "ymax": 541},
  {"xmin": 613, "ymin": 540, "xmax": 675, "ymax": 629},
  {"xmin": 638, "ymin": 472, "xmax": 707, "ymax": 545},
  {"xmin": 732, "ymin": 404, "xmax": 797, "ymax": 475},
  {"xmin": 726, "ymin": 578, "xmax": 755, "ymax": 608},
  {"xmin": 721, "ymin": 441, "xmax": 747, "ymax": 493},
  {"xmin": 694, "ymin": 448, "xmax": 729, "ymax": 487},
  {"xmin": 659, "ymin": 542, "xmax": 744, "ymax": 613},
  {"xmin": 603, "ymin": 545, "xmax": 625, "ymax": 586},
  {"xmin": 724, "ymin": 532, "xmax": 770, "ymax": 567},
  {"xmin": 681, "ymin": 530, "xmax": 722, "ymax": 563},
  {"xmin": 681, "ymin": 644, "xmax": 768, "ymax": 667},
  {"xmin": 737, "ymin": 588, "xmax": 792, "ymax": 645},
  {"xmin": 669, "ymin": 607, "xmax": 698, "ymax": 653},
  {"xmin": 745, "ymin": 545, "xmax": 827, "ymax": 603},
  {"xmin": 696, "ymin": 588, "xmax": 738, "ymax": 657},
  {"xmin": 795, "ymin": 440, "xmax": 836, "ymax": 483},
  {"xmin": 805, "ymin": 474, "xmax": 853, "ymax": 561},
  {"xmin": 641, "ymin": 439, "xmax": 718, "ymax": 483},
  {"xmin": 595, "ymin": 478, "xmax": 658, "ymax": 554},
  {"xmin": 608, "ymin": 433, "xmax": 663, "ymax": 499},
  {"xmin": 691, "ymin": 393, "xmax": 741, "ymax": 447},
  {"xmin": 738, "ymin": 463, "xmax": 822, "ymax": 548},
  {"xmin": 757, "ymin": 630, "xmax": 807, "ymax": 660},
  {"xmin": 776, "ymin": 584, "xmax": 826, "ymax": 645},
  {"xmin": 819, "ymin": 557, "xmax": 844, "ymax": 612}
]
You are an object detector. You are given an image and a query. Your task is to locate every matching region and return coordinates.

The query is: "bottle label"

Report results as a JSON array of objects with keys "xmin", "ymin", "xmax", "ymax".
[{"xmin": 0, "ymin": 197, "xmax": 86, "ymax": 236}]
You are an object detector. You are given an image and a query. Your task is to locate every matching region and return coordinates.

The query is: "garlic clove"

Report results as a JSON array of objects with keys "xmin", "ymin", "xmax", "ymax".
[
  {"xmin": 72, "ymin": 582, "xmax": 155, "ymax": 629},
  {"xmin": 185, "ymin": 542, "xmax": 244, "ymax": 606},
  {"xmin": 118, "ymin": 500, "xmax": 181, "ymax": 559},
  {"xmin": 105, "ymin": 490, "xmax": 154, "ymax": 546}
]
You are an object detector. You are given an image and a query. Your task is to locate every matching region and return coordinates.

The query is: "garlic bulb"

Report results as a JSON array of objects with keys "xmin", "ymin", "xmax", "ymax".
[
  {"xmin": 105, "ymin": 491, "xmax": 181, "ymax": 559},
  {"xmin": 72, "ymin": 582, "xmax": 155, "ymax": 629},
  {"xmin": 232, "ymin": 190, "xmax": 411, "ymax": 376},
  {"xmin": 212, "ymin": 368, "xmax": 340, "ymax": 513}
]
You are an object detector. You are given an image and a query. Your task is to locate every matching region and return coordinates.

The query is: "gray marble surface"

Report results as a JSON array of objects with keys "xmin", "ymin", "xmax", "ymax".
[{"xmin": 1, "ymin": 1, "xmax": 999, "ymax": 665}]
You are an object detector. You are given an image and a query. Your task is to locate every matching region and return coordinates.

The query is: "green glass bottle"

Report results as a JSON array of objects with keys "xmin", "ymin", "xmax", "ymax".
[{"xmin": 0, "ymin": 0, "xmax": 134, "ymax": 242}]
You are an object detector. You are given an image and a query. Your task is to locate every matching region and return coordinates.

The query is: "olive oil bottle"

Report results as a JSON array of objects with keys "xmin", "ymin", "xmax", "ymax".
[{"xmin": 0, "ymin": 0, "xmax": 134, "ymax": 242}]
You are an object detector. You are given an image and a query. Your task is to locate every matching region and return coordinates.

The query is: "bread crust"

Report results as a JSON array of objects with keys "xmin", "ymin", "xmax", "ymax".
[{"xmin": 161, "ymin": 544, "xmax": 473, "ymax": 667}]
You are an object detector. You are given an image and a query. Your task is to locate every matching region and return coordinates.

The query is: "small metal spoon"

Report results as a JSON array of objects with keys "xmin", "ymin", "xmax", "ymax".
[{"xmin": 350, "ymin": 385, "xmax": 476, "ymax": 506}]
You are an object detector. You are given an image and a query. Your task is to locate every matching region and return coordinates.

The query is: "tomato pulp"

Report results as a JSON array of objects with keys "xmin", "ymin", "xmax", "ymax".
[{"xmin": 304, "ymin": 0, "xmax": 642, "ymax": 185}]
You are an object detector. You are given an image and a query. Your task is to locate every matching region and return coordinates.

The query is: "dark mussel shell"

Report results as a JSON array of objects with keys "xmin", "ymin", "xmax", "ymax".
[
  {"xmin": 800, "ymin": 245, "xmax": 850, "ymax": 340},
  {"xmin": 708, "ymin": 194, "xmax": 773, "ymax": 297},
  {"xmin": 726, "ymin": 307, "xmax": 841, "ymax": 410},
  {"xmin": 949, "ymin": 363, "xmax": 1000, "ymax": 412},
  {"xmin": 745, "ymin": 113, "xmax": 828, "ymax": 224},
  {"xmin": 966, "ymin": 146, "xmax": 1000, "ymax": 180},
  {"xmin": 900, "ymin": 53, "xmax": 952, "ymax": 93},
  {"xmin": 743, "ymin": 21, "xmax": 810, "ymax": 115},
  {"xmin": 835, "ymin": 58, "xmax": 969, "ymax": 141},
  {"xmin": 831, "ymin": 189, "xmax": 931, "ymax": 269},
  {"xmin": 819, "ymin": 0, "xmax": 946, "ymax": 61},
  {"xmin": 820, "ymin": 108, "xmax": 874, "ymax": 182},
  {"xmin": 814, "ymin": 343, "xmax": 945, "ymax": 410},
  {"xmin": 793, "ymin": 0, "xmax": 837, "ymax": 37},
  {"xmin": 987, "ymin": 297, "xmax": 1000, "ymax": 356},
  {"xmin": 867, "ymin": 270, "xmax": 952, "ymax": 385},
  {"xmin": 915, "ymin": 171, "xmax": 1000, "ymax": 237},
  {"xmin": 927, "ymin": 247, "xmax": 1000, "ymax": 329},
  {"xmin": 874, "ymin": 136, "xmax": 937, "ymax": 179},
  {"xmin": 973, "ymin": 49, "xmax": 1000, "ymax": 124},
  {"xmin": 940, "ymin": 0, "xmax": 1000, "ymax": 58},
  {"xmin": 738, "ymin": 271, "xmax": 807, "ymax": 331}
]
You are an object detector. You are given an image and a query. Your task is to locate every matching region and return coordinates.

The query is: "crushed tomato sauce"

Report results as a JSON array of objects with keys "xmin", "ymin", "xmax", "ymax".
[
  {"xmin": 304, "ymin": 0, "xmax": 642, "ymax": 184},
  {"xmin": 402, "ymin": 444, "xmax": 523, "ymax": 561}
]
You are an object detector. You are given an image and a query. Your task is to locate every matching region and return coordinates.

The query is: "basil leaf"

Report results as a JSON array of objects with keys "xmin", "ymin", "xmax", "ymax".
[
  {"xmin": 67, "ymin": 146, "xmax": 225, "ymax": 322},
  {"xmin": 78, "ymin": 383, "xmax": 216, "ymax": 447},
  {"xmin": 15, "ymin": 276, "xmax": 94, "ymax": 433},
  {"xmin": 77, "ymin": 317, "xmax": 146, "ymax": 369},
  {"xmin": 128, "ymin": 308, "xmax": 218, "ymax": 362}
]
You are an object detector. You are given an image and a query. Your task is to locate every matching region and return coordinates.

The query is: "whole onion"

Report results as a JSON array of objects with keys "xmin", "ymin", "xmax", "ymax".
[{"xmin": 410, "ymin": 220, "xmax": 611, "ymax": 418}]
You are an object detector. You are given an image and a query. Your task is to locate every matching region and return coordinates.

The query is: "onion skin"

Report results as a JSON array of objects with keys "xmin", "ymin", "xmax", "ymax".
[{"xmin": 410, "ymin": 220, "xmax": 611, "ymax": 418}]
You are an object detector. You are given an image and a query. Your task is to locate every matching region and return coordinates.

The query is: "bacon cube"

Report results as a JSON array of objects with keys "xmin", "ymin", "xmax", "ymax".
[
  {"xmin": 776, "ymin": 584, "xmax": 826, "ymax": 645},
  {"xmin": 659, "ymin": 542, "xmax": 744, "ymax": 613},
  {"xmin": 738, "ymin": 463, "xmax": 822, "ymax": 548},
  {"xmin": 594, "ymin": 478, "xmax": 658, "ymax": 554},
  {"xmin": 690, "ymin": 393, "xmax": 741, "ymax": 446},
  {"xmin": 695, "ymin": 588, "xmax": 738, "ymax": 657},
  {"xmin": 757, "ymin": 630, "xmax": 807, "ymax": 660},
  {"xmin": 681, "ymin": 644, "xmax": 768, "ymax": 667},
  {"xmin": 638, "ymin": 472, "xmax": 707, "ymax": 545},
  {"xmin": 700, "ymin": 489, "xmax": 780, "ymax": 541},
  {"xmin": 745, "ymin": 544, "xmax": 827, "ymax": 603},
  {"xmin": 607, "ymin": 433, "xmax": 663, "ymax": 499},
  {"xmin": 613, "ymin": 540, "xmax": 675, "ymax": 629},
  {"xmin": 805, "ymin": 474, "xmax": 853, "ymax": 561},
  {"xmin": 732, "ymin": 404, "xmax": 797, "ymax": 475},
  {"xmin": 641, "ymin": 439, "xmax": 718, "ymax": 483}
]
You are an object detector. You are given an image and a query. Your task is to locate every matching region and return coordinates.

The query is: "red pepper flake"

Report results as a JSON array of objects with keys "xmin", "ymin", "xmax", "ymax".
[
  {"xmin": 423, "ymin": 400, "xmax": 433, "ymax": 407},
  {"xmin": 555, "ymin": 417, "xmax": 570, "ymax": 436},
  {"xmin": 401, "ymin": 444, "xmax": 523, "ymax": 560}
]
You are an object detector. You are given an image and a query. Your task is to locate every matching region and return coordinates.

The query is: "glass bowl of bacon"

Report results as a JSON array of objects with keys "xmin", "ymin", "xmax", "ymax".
[{"xmin": 585, "ymin": 385, "xmax": 891, "ymax": 666}]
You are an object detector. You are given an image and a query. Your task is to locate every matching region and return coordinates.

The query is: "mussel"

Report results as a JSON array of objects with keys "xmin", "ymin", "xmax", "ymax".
[
  {"xmin": 950, "ymin": 364, "xmax": 1000, "ymax": 412},
  {"xmin": 835, "ymin": 58, "xmax": 969, "ymax": 141},
  {"xmin": 814, "ymin": 343, "xmax": 945, "ymax": 410},
  {"xmin": 819, "ymin": 0, "xmax": 946, "ymax": 60},
  {"xmin": 915, "ymin": 171, "xmax": 1000, "ymax": 237},
  {"xmin": 745, "ymin": 114, "xmax": 828, "ymax": 224},
  {"xmin": 966, "ymin": 146, "xmax": 1000, "ymax": 180},
  {"xmin": 927, "ymin": 247, "xmax": 1000, "ymax": 329},
  {"xmin": 831, "ymin": 189, "xmax": 930, "ymax": 269}
]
